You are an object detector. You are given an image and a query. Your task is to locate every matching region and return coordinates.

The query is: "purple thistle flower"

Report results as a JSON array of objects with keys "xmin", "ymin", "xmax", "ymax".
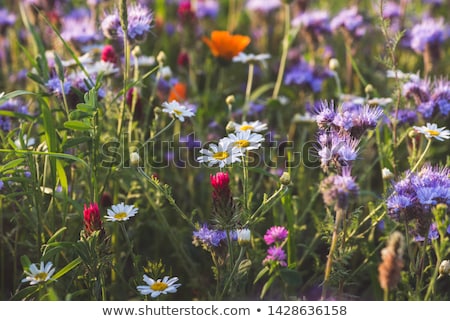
[
  {"xmin": 263, "ymin": 246, "xmax": 287, "ymax": 267},
  {"xmin": 101, "ymin": 11, "xmax": 122, "ymax": 39},
  {"xmin": 409, "ymin": 17, "xmax": 448, "ymax": 54},
  {"xmin": 127, "ymin": 4, "xmax": 153, "ymax": 42},
  {"xmin": 315, "ymin": 100, "xmax": 336, "ymax": 129},
  {"xmin": 317, "ymin": 130, "xmax": 359, "ymax": 172},
  {"xmin": 292, "ymin": 10, "xmax": 331, "ymax": 42},
  {"xmin": 414, "ymin": 223, "xmax": 439, "ymax": 242},
  {"xmin": 284, "ymin": 60, "xmax": 332, "ymax": 93},
  {"xmin": 263, "ymin": 226, "xmax": 288, "ymax": 245},
  {"xmin": 61, "ymin": 8, "xmax": 101, "ymax": 45},
  {"xmin": 195, "ymin": 0, "xmax": 219, "ymax": 19},
  {"xmin": 320, "ymin": 167, "xmax": 359, "ymax": 211},
  {"xmin": 0, "ymin": 9, "xmax": 16, "ymax": 34},
  {"xmin": 330, "ymin": 6, "xmax": 366, "ymax": 39},
  {"xmin": 392, "ymin": 109, "xmax": 418, "ymax": 126},
  {"xmin": 245, "ymin": 0, "xmax": 281, "ymax": 13}
]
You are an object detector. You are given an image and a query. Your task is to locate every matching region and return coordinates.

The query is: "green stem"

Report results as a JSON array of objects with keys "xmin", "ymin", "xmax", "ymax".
[
  {"xmin": 245, "ymin": 185, "xmax": 288, "ymax": 226},
  {"xmin": 136, "ymin": 167, "xmax": 195, "ymax": 228},
  {"xmin": 321, "ymin": 207, "xmax": 345, "ymax": 300},
  {"xmin": 272, "ymin": 3, "xmax": 290, "ymax": 99},
  {"xmin": 410, "ymin": 139, "xmax": 432, "ymax": 173},
  {"xmin": 242, "ymin": 63, "xmax": 254, "ymax": 122},
  {"xmin": 220, "ymin": 247, "xmax": 245, "ymax": 299}
]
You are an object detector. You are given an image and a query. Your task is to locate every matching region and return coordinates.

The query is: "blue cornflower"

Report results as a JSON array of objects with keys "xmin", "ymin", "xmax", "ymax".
[
  {"xmin": 46, "ymin": 77, "xmax": 72, "ymax": 96},
  {"xmin": 192, "ymin": 224, "xmax": 227, "ymax": 248},
  {"xmin": 0, "ymin": 99, "xmax": 28, "ymax": 132}
]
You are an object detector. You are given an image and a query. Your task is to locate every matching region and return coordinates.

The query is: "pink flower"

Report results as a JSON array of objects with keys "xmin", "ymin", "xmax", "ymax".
[
  {"xmin": 263, "ymin": 246, "xmax": 287, "ymax": 267},
  {"xmin": 83, "ymin": 203, "xmax": 103, "ymax": 236},
  {"xmin": 263, "ymin": 226, "xmax": 288, "ymax": 245}
]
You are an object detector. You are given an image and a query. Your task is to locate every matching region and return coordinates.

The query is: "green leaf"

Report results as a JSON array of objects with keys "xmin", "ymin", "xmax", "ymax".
[
  {"xmin": 0, "ymin": 158, "xmax": 25, "ymax": 173},
  {"xmin": 56, "ymin": 160, "xmax": 68, "ymax": 194},
  {"xmin": 47, "ymin": 227, "xmax": 67, "ymax": 244},
  {"xmin": 238, "ymin": 259, "xmax": 252, "ymax": 277},
  {"xmin": 20, "ymin": 255, "xmax": 32, "ymax": 270},
  {"xmin": 0, "ymin": 90, "xmax": 36, "ymax": 104},
  {"xmin": 254, "ymin": 266, "xmax": 270, "ymax": 284},
  {"xmin": 62, "ymin": 136, "xmax": 91, "ymax": 150},
  {"xmin": 64, "ymin": 120, "xmax": 92, "ymax": 131},
  {"xmin": 52, "ymin": 257, "xmax": 82, "ymax": 280},
  {"xmin": 10, "ymin": 285, "xmax": 40, "ymax": 301},
  {"xmin": 260, "ymin": 275, "xmax": 276, "ymax": 299},
  {"xmin": 0, "ymin": 149, "xmax": 89, "ymax": 168},
  {"xmin": 279, "ymin": 268, "xmax": 302, "ymax": 287}
]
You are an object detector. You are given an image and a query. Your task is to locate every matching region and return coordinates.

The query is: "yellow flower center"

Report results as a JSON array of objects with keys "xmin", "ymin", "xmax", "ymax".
[
  {"xmin": 114, "ymin": 212, "xmax": 128, "ymax": 220},
  {"xmin": 35, "ymin": 272, "xmax": 48, "ymax": 282},
  {"xmin": 173, "ymin": 109, "xmax": 183, "ymax": 116},
  {"xmin": 240, "ymin": 125, "xmax": 254, "ymax": 131},
  {"xmin": 151, "ymin": 282, "xmax": 168, "ymax": 291},
  {"xmin": 426, "ymin": 129, "xmax": 440, "ymax": 136},
  {"xmin": 234, "ymin": 140, "xmax": 250, "ymax": 148},
  {"xmin": 213, "ymin": 151, "xmax": 229, "ymax": 160}
]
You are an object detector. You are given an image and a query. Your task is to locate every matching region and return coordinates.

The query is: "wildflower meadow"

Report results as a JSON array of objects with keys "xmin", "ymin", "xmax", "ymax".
[{"xmin": 0, "ymin": 0, "xmax": 449, "ymax": 303}]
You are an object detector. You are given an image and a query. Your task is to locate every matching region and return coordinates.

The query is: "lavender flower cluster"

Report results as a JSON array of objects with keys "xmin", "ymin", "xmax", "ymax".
[{"xmin": 386, "ymin": 165, "xmax": 450, "ymax": 240}]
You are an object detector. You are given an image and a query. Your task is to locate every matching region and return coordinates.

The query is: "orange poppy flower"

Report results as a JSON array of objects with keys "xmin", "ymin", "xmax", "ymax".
[
  {"xmin": 202, "ymin": 30, "xmax": 251, "ymax": 62},
  {"xmin": 168, "ymin": 82, "xmax": 187, "ymax": 102}
]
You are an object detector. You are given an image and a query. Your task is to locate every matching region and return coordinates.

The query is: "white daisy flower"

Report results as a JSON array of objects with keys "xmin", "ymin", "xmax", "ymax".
[
  {"xmin": 161, "ymin": 100, "xmax": 195, "ymax": 122},
  {"xmin": 105, "ymin": 202, "xmax": 139, "ymax": 222},
  {"xmin": 413, "ymin": 123, "xmax": 450, "ymax": 141},
  {"xmin": 136, "ymin": 275, "xmax": 181, "ymax": 298},
  {"xmin": 232, "ymin": 52, "xmax": 271, "ymax": 64},
  {"xmin": 222, "ymin": 130, "xmax": 264, "ymax": 152},
  {"xmin": 22, "ymin": 261, "xmax": 56, "ymax": 285},
  {"xmin": 236, "ymin": 228, "xmax": 251, "ymax": 246},
  {"xmin": 234, "ymin": 120, "xmax": 268, "ymax": 133},
  {"xmin": 197, "ymin": 139, "xmax": 243, "ymax": 168}
]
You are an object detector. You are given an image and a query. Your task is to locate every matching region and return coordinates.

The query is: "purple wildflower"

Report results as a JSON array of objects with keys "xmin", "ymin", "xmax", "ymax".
[
  {"xmin": 263, "ymin": 226, "xmax": 288, "ymax": 245},
  {"xmin": 320, "ymin": 167, "xmax": 359, "ymax": 211},
  {"xmin": 414, "ymin": 223, "xmax": 439, "ymax": 242},
  {"xmin": 192, "ymin": 224, "xmax": 227, "ymax": 248},
  {"xmin": 46, "ymin": 76, "xmax": 72, "ymax": 96},
  {"xmin": 284, "ymin": 60, "xmax": 332, "ymax": 93},
  {"xmin": 0, "ymin": 99, "xmax": 28, "ymax": 132},
  {"xmin": 431, "ymin": 78, "xmax": 450, "ymax": 116},
  {"xmin": 61, "ymin": 8, "xmax": 101, "ymax": 45},
  {"xmin": 317, "ymin": 130, "xmax": 359, "ymax": 172},
  {"xmin": 245, "ymin": 0, "xmax": 281, "ymax": 13},
  {"xmin": 386, "ymin": 165, "xmax": 450, "ymax": 238},
  {"xmin": 330, "ymin": 6, "xmax": 366, "ymax": 39},
  {"xmin": 292, "ymin": 10, "xmax": 331, "ymax": 44},
  {"xmin": 392, "ymin": 109, "xmax": 417, "ymax": 126},
  {"xmin": 0, "ymin": 9, "xmax": 16, "ymax": 34},
  {"xmin": 195, "ymin": 0, "xmax": 219, "ymax": 19},
  {"xmin": 263, "ymin": 246, "xmax": 287, "ymax": 267},
  {"xmin": 101, "ymin": 4, "xmax": 153, "ymax": 42},
  {"xmin": 409, "ymin": 17, "xmax": 448, "ymax": 54}
]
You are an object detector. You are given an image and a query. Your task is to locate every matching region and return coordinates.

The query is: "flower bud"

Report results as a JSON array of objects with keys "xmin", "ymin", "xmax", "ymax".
[
  {"xmin": 225, "ymin": 121, "xmax": 236, "ymax": 134},
  {"xmin": 157, "ymin": 51, "xmax": 166, "ymax": 65},
  {"xmin": 132, "ymin": 46, "xmax": 141, "ymax": 57},
  {"xmin": 365, "ymin": 84, "xmax": 374, "ymax": 95},
  {"xmin": 225, "ymin": 95, "xmax": 235, "ymax": 106},
  {"xmin": 280, "ymin": 172, "xmax": 291, "ymax": 186},
  {"xmin": 237, "ymin": 229, "xmax": 251, "ymax": 246},
  {"xmin": 328, "ymin": 58, "xmax": 339, "ymax": 71},
  {"xmin": 382, "ymin": 168, "xmax": 394, "ymax": 180},
  {"xmin": 130, "ymin": 152, "xmax": 140, "ymax": 167},
  {"xmin": 438, "ymin": 260, "xmax": 450, "ymax": 278}
]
